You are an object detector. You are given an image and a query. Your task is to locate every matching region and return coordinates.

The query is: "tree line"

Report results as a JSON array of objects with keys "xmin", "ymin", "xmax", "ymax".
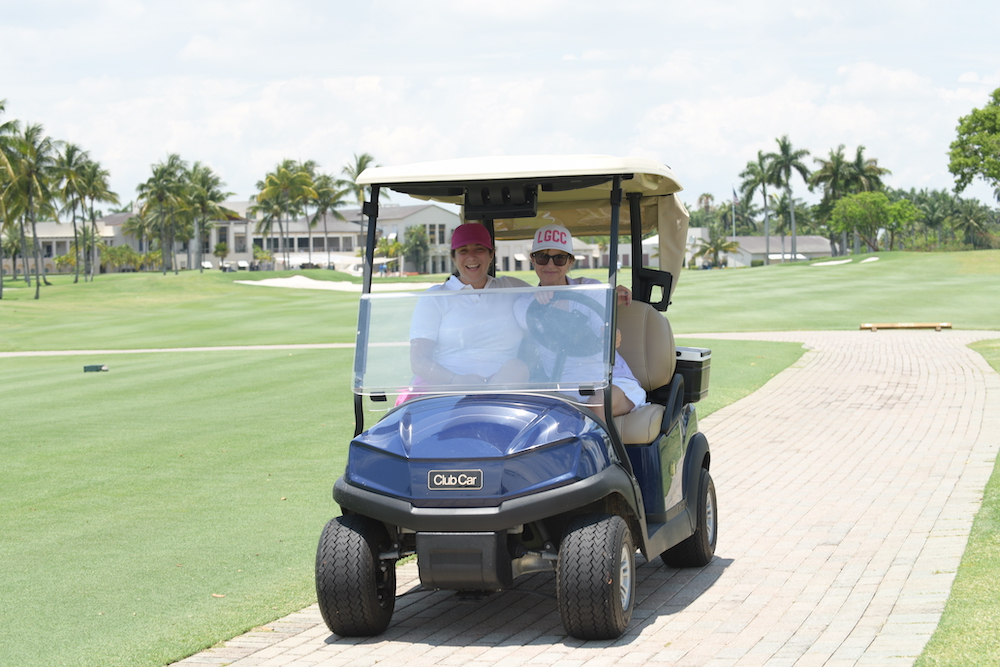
[
  {"xmin": 0, "ymin": 98, "xmax": 411, "ymax": 299},
  {"xmin": 691, "ymin": 88, "xmax": 1000, "ymax": 265},
  {"xmin": 6, "ymin": 88, "xmax": 1000, "ymax": 297},
  {"xmin": 1, "ymin": 100, "xmax": 119, "ymax": 299}
]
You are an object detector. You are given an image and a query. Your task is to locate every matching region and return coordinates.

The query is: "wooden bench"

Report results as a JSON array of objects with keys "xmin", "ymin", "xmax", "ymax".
[{"xmin": 860, "ymin": 322, "xmax": 952, "ymax": 332}]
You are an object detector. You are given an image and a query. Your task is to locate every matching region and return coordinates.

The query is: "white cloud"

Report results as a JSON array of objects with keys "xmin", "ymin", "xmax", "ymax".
[
  {"xmin": 3, "ymin": 0, "xmax": 999, "ymax": 208},
  {"xmin": 833, "ymin": 62, "xmax": 933, "ymax": 99}
]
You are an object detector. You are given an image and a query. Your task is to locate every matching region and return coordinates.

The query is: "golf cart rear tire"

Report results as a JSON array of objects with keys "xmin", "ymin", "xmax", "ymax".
[
  {"xmin": 315, "ymin": 515, "xmax": 396, "ymax": 636},
  {"xmin": 556, "ymin": 513, "xmax": 635, "ymax": 640},
  {"xmin": 662, "ymin": 468, "xmax": 717, "ymax": 568}
]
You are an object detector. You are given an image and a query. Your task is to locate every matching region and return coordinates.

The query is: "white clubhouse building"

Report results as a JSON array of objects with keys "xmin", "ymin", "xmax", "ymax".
[{"xmin": 3, "ymin": 201, "xmax": 648, "ymax": 277}]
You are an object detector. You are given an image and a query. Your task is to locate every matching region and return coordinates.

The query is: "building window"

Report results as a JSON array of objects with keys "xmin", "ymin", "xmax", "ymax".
[
  {"xmin": 298, "ymin": 237, "xmax": 309, "ymax": 249},
  {"xmin": 314, "ymin": 237, "xmax": 325, "ymax": 250},
  {"xmin": 235, "ymin": 234, "xmax": 247, "ymax": 254}
]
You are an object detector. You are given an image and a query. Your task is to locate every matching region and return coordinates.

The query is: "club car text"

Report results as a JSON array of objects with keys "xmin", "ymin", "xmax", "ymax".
[{"xmin": 428, "ymin": 470, "xmax": 484, "ymax": 490}]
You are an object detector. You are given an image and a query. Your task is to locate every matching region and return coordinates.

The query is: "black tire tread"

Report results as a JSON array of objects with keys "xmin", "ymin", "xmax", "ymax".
[
  {"xmin": 557, "ymin": 513, "xmax": 634, "ymax": 640},
  {"xmin": 315, "ymin": 514, "xmax": 395, "ymax": 636}
]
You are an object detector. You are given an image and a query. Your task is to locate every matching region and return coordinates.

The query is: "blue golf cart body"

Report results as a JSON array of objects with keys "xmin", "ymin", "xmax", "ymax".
[{"xmin": 316, "ymin": 156, "xmax": 716, "ymax": 640}]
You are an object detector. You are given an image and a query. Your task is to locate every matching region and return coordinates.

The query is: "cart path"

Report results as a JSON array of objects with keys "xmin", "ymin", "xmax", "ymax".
[{"xmin": 170, "ymin": 329, "xmax": 1000, "ymax": 667}]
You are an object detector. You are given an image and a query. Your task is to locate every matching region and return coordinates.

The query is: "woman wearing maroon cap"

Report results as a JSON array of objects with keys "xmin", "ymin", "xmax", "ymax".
[{"xmin": 407, "ymin": 223, "xmax": 529, "ymax": 389}]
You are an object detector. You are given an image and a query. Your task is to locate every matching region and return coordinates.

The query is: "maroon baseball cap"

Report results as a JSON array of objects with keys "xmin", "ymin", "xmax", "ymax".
[{"xmin": 450, "ymin": 223, "xmax": 493, "ymax": 250}]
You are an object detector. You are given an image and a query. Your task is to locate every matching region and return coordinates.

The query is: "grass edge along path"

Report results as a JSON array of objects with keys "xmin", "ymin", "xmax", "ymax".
[{"xmin": 916, "ymin": 338, "xmax": 1000, "ymax": 667}]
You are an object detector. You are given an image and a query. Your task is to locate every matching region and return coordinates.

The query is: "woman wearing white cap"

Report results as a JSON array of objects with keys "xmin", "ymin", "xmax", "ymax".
[{"xmin": 520, "ymin": 224, "xmax": 647, "ymax": 417}]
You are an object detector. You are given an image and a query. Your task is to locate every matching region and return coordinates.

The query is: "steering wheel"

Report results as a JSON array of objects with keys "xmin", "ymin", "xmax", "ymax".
[{"xmin": 525, "ymin": 291, "xmax": 606, "ymax": 381}]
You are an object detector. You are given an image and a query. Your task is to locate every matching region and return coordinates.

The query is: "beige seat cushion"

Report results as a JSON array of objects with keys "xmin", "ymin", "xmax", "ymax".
[
  {"xmin": 612, "ymin": 402, "xmax": 665, "ymax": 444},
  {"xmin": 612, "ymin": 302, "xmax": 677, "ymax": 444},
  {"xmin": 615, "ymin": 301, "xmax": 675, "ymax": 390}
]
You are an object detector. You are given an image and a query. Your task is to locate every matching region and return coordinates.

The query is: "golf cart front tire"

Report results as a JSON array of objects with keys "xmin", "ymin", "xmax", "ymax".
[
  {"xmin": 557, "ymin": 513, "xmax": 635, "ymax": 640},
  {"xmin": 316, "ymin": 514, "xmax": 396, "ymax": 636}
]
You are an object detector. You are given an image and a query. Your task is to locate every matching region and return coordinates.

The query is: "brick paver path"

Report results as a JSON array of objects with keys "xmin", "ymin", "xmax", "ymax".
[{"xmin": 173, "ymin": 330, "xmax": 1000, "ymax": 667}]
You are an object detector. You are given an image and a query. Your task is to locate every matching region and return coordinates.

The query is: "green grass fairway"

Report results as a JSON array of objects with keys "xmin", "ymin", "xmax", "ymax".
[
  {"xmin": 665, "ymin": 250, "xmax": 1000, "ymax": 332},
  {"xmin": 917, "ymin": 338, "xmax": 1000, "ymax": 667},
  {"xmin": 1, "ymin": 349, "xmax": 356, "ymax": 667},
  {"xmin": 0, "ymin": 270, "xmax": 362, "ymax": 352},
  {"xmin": 2, "ymin": 250, "xmax": 999, "ymax": 352},
  {"xmin": 1, "ymin": 250, "xmax": 998, "ymax": 665}
]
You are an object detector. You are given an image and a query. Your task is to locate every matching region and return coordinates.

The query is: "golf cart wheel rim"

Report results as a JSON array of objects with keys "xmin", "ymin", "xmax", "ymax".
[{"xmin": 619, "ymin": 542, "xmax": 632, "ymax": 611}]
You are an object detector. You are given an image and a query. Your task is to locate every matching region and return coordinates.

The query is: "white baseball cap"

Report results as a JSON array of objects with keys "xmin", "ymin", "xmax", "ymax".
[{"xmin": 531, "ymin": 224, "xmax": 574, "ymax": 254}]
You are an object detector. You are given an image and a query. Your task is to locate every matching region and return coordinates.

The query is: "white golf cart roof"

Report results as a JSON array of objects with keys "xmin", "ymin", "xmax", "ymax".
[
  {"xmin": 356, "ymin": 155, "xmax": 681, "ymax": 194},
  {"xmin": 358, "ymin": 155, "xmax": 690, "ymax": 287}
]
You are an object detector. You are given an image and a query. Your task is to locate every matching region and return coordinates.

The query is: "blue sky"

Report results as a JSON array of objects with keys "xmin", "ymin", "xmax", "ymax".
[{"xmin": 3, "ymin": 0, "xmax": 999, "ymax": 208}]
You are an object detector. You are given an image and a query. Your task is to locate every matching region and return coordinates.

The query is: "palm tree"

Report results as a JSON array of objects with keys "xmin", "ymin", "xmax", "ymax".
[
  {"xmin": 695, "ymin": 193, "xmax": 716, "ymax": 226},
  {"xmin": 952, "ymin": 197, "xmax": 994, "ymax": 249},
  {"xmin": 810, "ymin": 145, "xmax": 853, "ymax": 255},
  {"xmin": 739, "ymin": 151, "xmax": 774, "ymax": 264},
  {"xmin": 255, "ymin": 164, "xmax": 315, "ymax": 269},
  {"xmin": 338, "ymin": 153, "xmax": 379, "ymax": 209},
  {"xmin": 248, "ymin": 195, "xmax": 281, "ymax": 268},
  {"xmin": 690, "ymin": 224, "xmax": 740, "ymax": 268},
  {"xmin": 9, "ymin": 123, "xmax": 62, "ymax": 298},
  {"xmin": 0, "ymin": 101, "xmax": 19, "ymax": 298},
  {"xmin": 914, "ymin": 189, "xmax": 952, "ymax": 249},
  {"xmin": 402, "ymin": 224, "xmax": 430, "ymax": 273},
  {"xmin": 122, "ymin": 209, "xmax": 156, "ymax": 265},
  {"xmin": 186, "ymin": 162, "xmax": 233, "ymax": 273},
  {"xmin": 79, "ymin": 159, "xmax": 120, "ymax": 280},
  {"xmin": 766, "ymin": 135, "xmax": 811, "ymax": 262},
  {"xmin": 846, "ymin": 146, "xmax": 891, "ymax": 194},
  {"xmin": 0, "ymin": 99, "xmax": 18, "ymax": 193},
  {"xmin": 375, "ymin": 235, "xmax": 403, "ymax": 275},
  {"xmin": 137, "ymin": 154, "xmax": 187, "ymax": 275},
  {"xmin": 55, "ymin": 143, "xmax": 90, "ymax": 283},
  {"xmin": 1, "ymin": 222, "xmax": 25, "ymax": 296},
  {"xmin": 730, "ymin": 197, "xmax": 759, "ymax": 236},
  {"xmin": 292, "ymin": 160, "xmax": 319, "ymax": 265},
  {"xmin": 767, "ymin": 192, "xmax": 796, "ymax": 260},
  {"xmin": 310, "ymin": 172, "xmax": 348, "ymax": 268}
]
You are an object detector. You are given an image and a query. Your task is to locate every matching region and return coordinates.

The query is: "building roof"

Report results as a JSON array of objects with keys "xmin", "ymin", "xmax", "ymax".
[
  {"xmin": 730, "ymin": 235, "xmax": 831, "ymax": 254},
  {"xmin": 28, "ymin": 220, "xmax": 114, "ymax": 239},
  {"xmin": 95, "ymin": 211, "xmax": 135, "ymax": 227},
  {"xmin": 342, "ymin": 203, "xmax": 449, "ymax": 223}
]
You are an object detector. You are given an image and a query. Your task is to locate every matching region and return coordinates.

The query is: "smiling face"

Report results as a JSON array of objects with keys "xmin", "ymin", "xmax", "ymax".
[
  {"xmin": 452, "ymin": 244, "xmax": 494, "ymax": 288},
  {"xmin": 531, "ymin": 250, "xmax": 575, "ymax": 286}
]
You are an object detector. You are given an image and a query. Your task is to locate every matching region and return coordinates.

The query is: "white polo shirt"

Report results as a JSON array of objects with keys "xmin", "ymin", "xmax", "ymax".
[{"xmin": 409, "ymin": 274, "xmax": 529, "ymax": 378}]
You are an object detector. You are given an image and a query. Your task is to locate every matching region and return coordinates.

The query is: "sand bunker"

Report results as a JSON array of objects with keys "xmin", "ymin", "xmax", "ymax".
[{"xmin": 235, "ymin": 275, "xmax": 438, "ymax": 292}]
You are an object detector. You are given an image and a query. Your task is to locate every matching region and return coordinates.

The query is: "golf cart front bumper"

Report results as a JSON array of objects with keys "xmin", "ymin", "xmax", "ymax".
[{"xmin": 334, "ymin": 462, "xmax": 639, "ymax": 533}]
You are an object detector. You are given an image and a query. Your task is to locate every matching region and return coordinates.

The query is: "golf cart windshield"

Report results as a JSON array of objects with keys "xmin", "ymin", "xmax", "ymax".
[{"xmin": 354, "ymin": 282, "xmax": 615, "ymax": 402}]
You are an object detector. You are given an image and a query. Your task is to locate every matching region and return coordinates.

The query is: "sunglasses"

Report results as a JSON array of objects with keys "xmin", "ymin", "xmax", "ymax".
[{"xmin": 531, "ymin": 252, "xmax": 572, "ymax": 266}]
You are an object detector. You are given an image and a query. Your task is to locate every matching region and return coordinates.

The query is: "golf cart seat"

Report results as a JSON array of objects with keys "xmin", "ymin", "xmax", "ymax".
[{"xmin": 613, "ymin": 301, "xmax": 677, "ymax": 444}]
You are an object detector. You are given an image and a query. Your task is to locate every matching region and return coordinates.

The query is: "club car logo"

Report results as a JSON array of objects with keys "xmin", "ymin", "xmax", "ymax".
[{"xmin": 428, "ymin": 469, "xmax": 483, "ymax": 490}]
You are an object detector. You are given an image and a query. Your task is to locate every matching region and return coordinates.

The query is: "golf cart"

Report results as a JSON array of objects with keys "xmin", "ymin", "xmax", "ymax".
[{"xmin": 316, "ymin": 155, "xmax": 715, "ymax": 640}]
